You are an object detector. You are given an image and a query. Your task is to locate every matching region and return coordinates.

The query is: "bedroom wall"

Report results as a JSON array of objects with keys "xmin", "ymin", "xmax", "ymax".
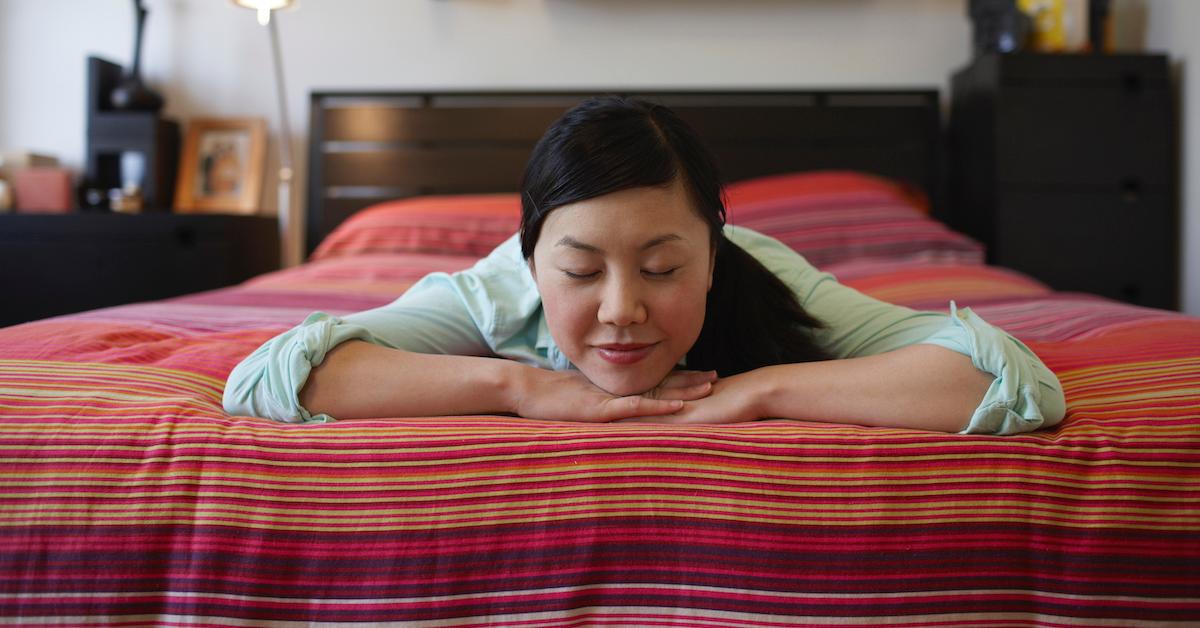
[
  {"xmin": 1144, "ymin": 1, "xmax": 1200, "ymax": 315},
  {"xmin": 0, "ymin": 0, "xmax": 1195, "ymax": 314}
]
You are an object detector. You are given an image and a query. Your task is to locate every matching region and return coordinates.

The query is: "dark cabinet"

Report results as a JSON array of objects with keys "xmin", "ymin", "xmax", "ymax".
[
  {"xmin": 947, "ymin": 53, "xmax": 1178, "ymax": 309},
  {"xmin": 0, "ymin": 213, "xmax": 280, "ymax": 327}
]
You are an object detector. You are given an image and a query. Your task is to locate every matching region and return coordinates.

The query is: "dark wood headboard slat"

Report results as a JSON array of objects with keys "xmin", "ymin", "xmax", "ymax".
[
  {"xmin": 322, "ymin": 107, "xmax": 566, "ymax": 143},
  {"xmin": 323, "ymin": 148, "xmax": 532, "ymax": 188},
  {"xmin": 306, "ymin": 90, "xmax": 941, "ymax": 255}
]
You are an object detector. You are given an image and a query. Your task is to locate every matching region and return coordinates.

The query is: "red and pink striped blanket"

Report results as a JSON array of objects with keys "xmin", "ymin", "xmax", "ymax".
[{"xmin": 1, "ymin": 251, "xmax": 1198, "ymax": 626}]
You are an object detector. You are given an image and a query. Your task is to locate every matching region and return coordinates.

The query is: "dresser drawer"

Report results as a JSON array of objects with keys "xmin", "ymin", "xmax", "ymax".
[
  {"xmin": 0, "ymin": 213, "xmax": 280, "ymax": 326},
  {"xmin": 993, "ymin": 189, "xmax": 1176, "ymax": 308},
  {"xmin": 948, "ymin": 53, "xmax": 1178, "ymax": 310},
  {"xmin": 996, "ymin": 83, "xmax": 1172, "ymax": 186}
]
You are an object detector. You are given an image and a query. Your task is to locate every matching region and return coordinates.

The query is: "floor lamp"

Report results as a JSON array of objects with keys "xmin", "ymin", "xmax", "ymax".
[{"xmin": 232, "ymin": 0, "xmax": 300, "ymax": 267}]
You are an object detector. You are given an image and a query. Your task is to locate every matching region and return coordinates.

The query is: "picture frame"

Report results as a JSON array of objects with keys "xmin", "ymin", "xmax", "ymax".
[{"xmin": 174, "ymin": 118, "xmax": 267, "ymax": 214}]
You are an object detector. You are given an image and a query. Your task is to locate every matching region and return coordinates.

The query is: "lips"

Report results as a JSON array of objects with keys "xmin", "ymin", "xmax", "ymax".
[{"xmin": 593, "ymin": 342, "xmax": 658, "ymax": 365}]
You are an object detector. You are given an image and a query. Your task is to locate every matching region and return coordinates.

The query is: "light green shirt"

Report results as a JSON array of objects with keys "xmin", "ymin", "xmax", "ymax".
[{"xmin": 223, "ymin": 226, "xmax": 1066, "ymax": 434}]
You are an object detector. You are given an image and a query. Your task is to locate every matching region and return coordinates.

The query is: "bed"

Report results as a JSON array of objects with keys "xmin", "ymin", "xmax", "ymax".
[{"xmin": 2, "ymin": 90, "xmax": 1197, "ymax": 626}]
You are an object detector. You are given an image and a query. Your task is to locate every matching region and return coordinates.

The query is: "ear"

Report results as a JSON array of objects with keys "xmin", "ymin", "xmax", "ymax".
[{"xmin": 527, "ymin": 257, "xmax": 538, "ymax": 281}]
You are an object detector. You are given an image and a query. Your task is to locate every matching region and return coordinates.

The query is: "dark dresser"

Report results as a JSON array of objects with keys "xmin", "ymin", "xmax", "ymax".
[
  {"xmin": 946, "ymin": 53, "xmax": 1178, "ymax": 310},
  {"xmin": 0, "ymin": 213, "xmax": 279, "ymax": 327}
]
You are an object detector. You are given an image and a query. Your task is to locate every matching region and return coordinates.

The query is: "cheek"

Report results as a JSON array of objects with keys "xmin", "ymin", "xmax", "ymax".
[
  {"xmin": 659, "ymin": 283, "xmax": 708, "ymax": 340},
  {"xmin": 537, "ymin": 282, "xmax": 594, "ymax": 348}
]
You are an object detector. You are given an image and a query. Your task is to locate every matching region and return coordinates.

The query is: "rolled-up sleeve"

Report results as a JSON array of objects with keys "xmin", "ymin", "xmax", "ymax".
[
  {"xmin": 222, "ymin": 312, "xmax": 379, "ymax": 424},
  {"xmin": 913, "ymin": 302, "xmax": 1066, "ymax": 434},
  {"xmin": 726, "ymin": 226, "xmax": 1066, "ymax": 435}
]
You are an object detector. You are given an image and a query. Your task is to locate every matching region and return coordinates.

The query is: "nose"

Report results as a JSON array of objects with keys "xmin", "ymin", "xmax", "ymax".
[{"xmin": 597, "ymin": 275, "xmax": 647, "ymax": 327}]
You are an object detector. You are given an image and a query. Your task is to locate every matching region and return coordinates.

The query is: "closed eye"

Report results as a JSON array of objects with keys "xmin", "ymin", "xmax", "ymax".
[{"xmin": 562, "ymin": 268, "xmax": 678, "ymax": 280}]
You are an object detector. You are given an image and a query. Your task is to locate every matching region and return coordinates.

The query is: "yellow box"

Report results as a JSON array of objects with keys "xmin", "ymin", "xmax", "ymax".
[{"xmin": 1018, "ymin": 0, "xmax": 1088, "ymax": 52}]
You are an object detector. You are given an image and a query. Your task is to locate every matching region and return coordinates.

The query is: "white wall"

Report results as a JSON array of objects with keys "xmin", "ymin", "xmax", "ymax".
[
  {"xmin": 0, "ymin": 0, "xmax": 1195, "ymax": 313},
  {"xmin": 1144, "ymin": 0, "xmax": 1200, "ymax": 314}
]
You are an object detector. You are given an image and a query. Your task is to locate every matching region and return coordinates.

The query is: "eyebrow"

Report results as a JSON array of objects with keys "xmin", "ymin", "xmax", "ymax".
[{"xmin": 555, "ymin": 234, "xmax": 684, "ymax": 254}]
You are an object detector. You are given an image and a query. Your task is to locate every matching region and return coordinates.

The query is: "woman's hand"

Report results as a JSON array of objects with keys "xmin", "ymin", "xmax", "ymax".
[
  {"xmin": 511, "ymin": 367, "xmax": 717, "ymax": 423},
  {"xmin": 645, "ymin": 369, "xmax": 719, "ymax": 401},
  {"xmin": 618, "ymin": 370, "xmax": 768, "ymax": 425}
]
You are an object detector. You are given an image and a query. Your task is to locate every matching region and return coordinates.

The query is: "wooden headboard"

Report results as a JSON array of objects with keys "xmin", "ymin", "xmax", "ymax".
[{"xmin": 305, "ymin": 90, "xmax": 942, "ymax": 255}]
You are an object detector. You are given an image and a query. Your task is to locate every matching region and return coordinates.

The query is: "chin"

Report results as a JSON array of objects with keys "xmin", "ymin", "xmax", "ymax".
[{"xmin": 582, "ymin": 367, "xmax": 665, "ymax": 398}]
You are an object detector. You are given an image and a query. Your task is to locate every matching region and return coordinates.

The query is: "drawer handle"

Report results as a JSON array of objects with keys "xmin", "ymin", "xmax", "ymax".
[{"xmin": 1120, "ymin": 177, "xmax": 1142, "ymax": 203}]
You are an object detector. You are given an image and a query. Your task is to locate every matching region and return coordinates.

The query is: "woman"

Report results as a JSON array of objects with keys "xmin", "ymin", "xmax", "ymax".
[{"xmin": 224, "ymin": 96, "xmax": 1065, "ymax": 434}]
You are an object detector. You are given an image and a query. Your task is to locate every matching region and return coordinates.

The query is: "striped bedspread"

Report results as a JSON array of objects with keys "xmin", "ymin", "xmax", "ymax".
[{"xmin": 1, "ymin": 251, "xmax": 1198, "ymax": 626}]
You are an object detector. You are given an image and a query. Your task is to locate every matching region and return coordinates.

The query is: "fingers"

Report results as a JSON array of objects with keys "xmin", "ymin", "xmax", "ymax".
[
  {"xmin": 617, "ymin": 412, "xmax": 730, "ymax": 425},
  {"xmin": 615, "ymin": 401, "xmax": 739, "ymax": 425},
  {"xmin": 617, "ymin": 413, "xmax": 696, "ymax": 424},
  {"xmin": 658, "ymin": 370, "xmax": 718, "ymax": 389},
  {"xmin": 651, "ymin": 380, "xmax": 713, "ymax": 401},
  {"xmin": 602, "ymin": 395, "xmax": 684, "ymax": 420},
  {"xmin": 648, "ymin": 370, "xmax": 717, "ymax": 401},
  {"xmin": 612, "ymin": 400, "xmax": 701, "ymax": 424}
]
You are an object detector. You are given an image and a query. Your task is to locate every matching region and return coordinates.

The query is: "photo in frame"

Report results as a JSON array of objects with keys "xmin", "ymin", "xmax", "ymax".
[{"xmin": 174, "ymin": 118, "xmax": 266, "ymax": 214}]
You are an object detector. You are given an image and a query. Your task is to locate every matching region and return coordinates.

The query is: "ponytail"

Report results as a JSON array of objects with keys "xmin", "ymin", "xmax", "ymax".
[{"xmin": 688, "ymin": 235, "xmax": 832, "ymax": 375}]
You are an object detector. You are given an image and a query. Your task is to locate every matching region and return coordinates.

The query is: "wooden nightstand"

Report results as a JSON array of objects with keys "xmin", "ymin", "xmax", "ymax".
[
  {"xmin": 946, "ymin": 53, "xmax": 1178, "ymax": 310},
  {"xmin": 0, "ymin": 212, "xmax": 279, "ymax": 327}
]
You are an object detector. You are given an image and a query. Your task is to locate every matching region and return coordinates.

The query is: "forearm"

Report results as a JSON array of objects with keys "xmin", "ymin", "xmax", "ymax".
[
  {"xmin": 299, "ymin": 340, "xmax": 523, "ymax": 419},
  {"xmin": 755, "ymin": 344, "xmax": 993, "ymax": 432}
]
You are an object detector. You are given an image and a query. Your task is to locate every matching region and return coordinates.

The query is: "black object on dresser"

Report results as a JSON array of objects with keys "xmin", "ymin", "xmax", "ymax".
[
  {"xmin": 0, "ymin": 213, "xmax": 279, "ymax": 327},
  {"xmin": 947, "ymin": 53, "xmax": 1178, "ymax": 310},
  {"xmin": 82, "ymin": 56, "xmax": 180, "ymax": 211}
]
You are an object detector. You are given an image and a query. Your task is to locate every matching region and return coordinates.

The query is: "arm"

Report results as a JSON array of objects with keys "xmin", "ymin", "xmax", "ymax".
[
  {"xmin": 298, "ymin": 339, "xmax": 523, "ymax": 419},
  {"xmin": 299, "ymin": 339, "xmax": 705, "ymax": 422},
  {"xmin": 224, "ymin": 238, "xmax": 533, "ymax": 423},
  {"xmin": 756, "ymin": 345, "xmax": 991, "ymax": 431},
  {"xmin": 624, "ymin": 344, "xmax": 990, "ymax": 432},
  {"xmin": 693, "ymin": 228, "xmax": 1067, "ymax": 434},
  {"xmin": 767, "ymin": 344, "xmax": 994, "ymax": 431}
]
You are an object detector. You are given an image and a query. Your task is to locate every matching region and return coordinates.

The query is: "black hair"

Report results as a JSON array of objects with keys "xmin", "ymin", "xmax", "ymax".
[{"xmin": 519, "ymin": 95, "xmax": 831, "ymax": 376}]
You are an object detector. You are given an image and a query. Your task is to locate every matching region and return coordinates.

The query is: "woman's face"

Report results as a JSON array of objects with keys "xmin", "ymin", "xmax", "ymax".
[{"xmin": 530, "ymin": 177, "xmax": 715, "ymax": 396}]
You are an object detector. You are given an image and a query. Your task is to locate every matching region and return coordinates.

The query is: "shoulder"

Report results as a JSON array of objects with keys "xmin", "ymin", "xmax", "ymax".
[
  {"xmin": 392, "ymin": 232, "xmax": 539, "ymax": 331},
  {"xmin": 720, "ymin": 224, "xmax": 833, "ymax": 304},
  {"xmin": 447, "ymin": 233, "xmax": 544, "ymax": 347},
  {"xmin": 721, "ymin": 224, "xmax": 818, "ymax": 272},
  {"xmin": 724, "ymin": 224, "xmax": 799, "ymax": 254},
  {"xmin": 465, "ymin": 233, "xmax": 534, "ymax": 285},
  {"xmin": 412, "ymin": 233, "xmax": 530, "ymax": 294}
]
